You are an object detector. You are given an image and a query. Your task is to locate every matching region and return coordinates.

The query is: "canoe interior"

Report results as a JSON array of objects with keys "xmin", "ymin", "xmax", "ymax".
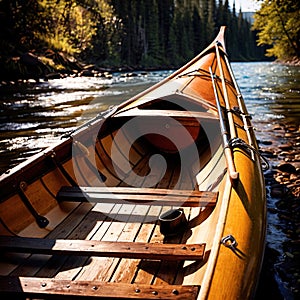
[{"xmin": 0, "ymin": 95, "xmax": 225, "ymax": 299}]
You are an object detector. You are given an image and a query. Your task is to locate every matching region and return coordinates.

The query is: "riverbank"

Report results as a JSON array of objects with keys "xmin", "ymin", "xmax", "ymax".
[
  {"xmin": 276, "ymin": 56, "xmax": 300, "ymax": 66},
  {"xmin": 0, "ymin": 51, "xmax": 115, "ymax": 84},
  {"xmin": 2, "ymin": 50, "xmax": 298, "ymax": 87},
  {"xmin": 257, "ymin": 120, "xmax": 300, "ymax": 299}
]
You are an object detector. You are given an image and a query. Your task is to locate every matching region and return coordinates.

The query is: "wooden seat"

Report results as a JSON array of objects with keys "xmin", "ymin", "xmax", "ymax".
[
  {"xmin": 0, "ymin": 276, "xmax": 200, "ymax": 299},
  {"xmin": 0, "ymin": 236, "xmax": 205, "ymax": 261},
  {"xmin": 56, "ymin": 186, "xmax": 218, "ymax": 207},
  {"xmin": 115, "ymin": 107, "xmax": 218, "ymax": 122}
]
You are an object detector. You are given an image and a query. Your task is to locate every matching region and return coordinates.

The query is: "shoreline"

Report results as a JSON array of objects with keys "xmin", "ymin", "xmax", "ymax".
[
  {"xmin": 275, "ymin": 57, "xmax": 300, "ymax": 66},
  {"xmin": 1, "ymin": 50, "xmax": 299, "ymax": 87},
  {"xmin": 257, "ymin": 120, "xmax": 300, "ymax": 298}
]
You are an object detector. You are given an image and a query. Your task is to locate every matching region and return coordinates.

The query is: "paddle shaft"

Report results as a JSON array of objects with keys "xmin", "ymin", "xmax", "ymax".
[
  {"xmin": 223, "ymin": 55, "xmax": 256, "ymax": 149},
  {"xmin": 209, "ymin": 67, "xmax": 239, "ymax": 181},
  {"xmin": 215, "ymin": 43, "xmax": 237, "ymax": 139}
]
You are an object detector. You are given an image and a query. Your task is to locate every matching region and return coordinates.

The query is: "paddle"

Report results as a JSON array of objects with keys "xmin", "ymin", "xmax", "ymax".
[{"xmin": 209, "ymin": 66, "xmax": 239, "ymax": 182}]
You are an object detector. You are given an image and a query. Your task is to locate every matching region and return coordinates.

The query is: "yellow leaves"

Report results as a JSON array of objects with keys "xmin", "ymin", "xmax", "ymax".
[
  {"xmin": 39, "ymin": 56, "xmax": 64, "ymax": 70},
  {"xmin": 32, "ymin": 0, "xmax": 116, "ymax": 55},
  {"xmin": 252, "ymin": 0, "xmax": 300, "ymax": 59}
]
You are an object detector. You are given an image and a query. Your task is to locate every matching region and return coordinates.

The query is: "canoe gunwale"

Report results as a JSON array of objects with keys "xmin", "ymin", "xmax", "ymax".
[{"xmin": 0, "ymin": 138, "xmax": 73, "ymax": 202}]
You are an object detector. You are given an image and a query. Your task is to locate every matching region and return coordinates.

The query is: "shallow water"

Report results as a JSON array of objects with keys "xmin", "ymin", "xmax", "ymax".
[
  {"xmin": 0, "ymin": 62, "xmax": 300, "ymax": 298},
  {"xmin": 0, "ymin": 70, "xmax": 172, "ymax": 172}
]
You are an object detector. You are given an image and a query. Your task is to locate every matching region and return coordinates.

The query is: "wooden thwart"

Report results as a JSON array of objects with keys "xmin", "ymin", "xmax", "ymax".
[
  {"xmin": 115, "ymin": 107, "xmax": 218, "ymax": 121},
  {"xmin": 0, "ymin": 276, "xmax": 200, "ymax": 299},
  {"xmin": 0, "ymin": 236, "xmax": 205, "ymax": 261},
  {"xmin": 57, "ymin": 186, "xmax": 218, "ymax": 207}
]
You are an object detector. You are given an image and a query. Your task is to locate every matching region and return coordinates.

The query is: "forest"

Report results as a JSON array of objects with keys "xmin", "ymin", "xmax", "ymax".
[{"xmin": 0, "ymin": 0, "xmax": 297, "ymax": 81}]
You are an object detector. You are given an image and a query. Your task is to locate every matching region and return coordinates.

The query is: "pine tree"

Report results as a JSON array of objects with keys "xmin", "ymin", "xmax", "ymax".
[
  {"xmin": 228, "ymin": 0, "xmax": 239, "ymax": 60},
  {"xmin": 142, "ymin": 0, "xmax": 161, "ymax": 66}
]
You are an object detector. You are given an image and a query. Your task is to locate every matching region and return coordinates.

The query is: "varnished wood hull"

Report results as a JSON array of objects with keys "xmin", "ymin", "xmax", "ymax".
[{"xmin": 0, "ymin": 27, "xmax": 266, "ymax": 299}]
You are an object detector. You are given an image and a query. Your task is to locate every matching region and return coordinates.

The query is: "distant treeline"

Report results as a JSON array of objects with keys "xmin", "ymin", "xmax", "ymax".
[{"xmin": 0, "ymin": 0, "xmax": 267, "ymax": 80}]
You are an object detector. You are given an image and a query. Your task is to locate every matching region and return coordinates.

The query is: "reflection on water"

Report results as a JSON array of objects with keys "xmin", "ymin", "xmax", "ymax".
[
  {"xmin": 0, "ymin": 62, "xmax": 299, "ymax": 298},
  {"xmin": 0, "ymin": 70, "xmax": 172, "ymax": 171}
]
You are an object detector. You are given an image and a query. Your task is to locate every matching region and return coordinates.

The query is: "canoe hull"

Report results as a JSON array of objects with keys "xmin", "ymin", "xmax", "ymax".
[{"xmin": 0, "ymin": 27, "xmax": 266, "ymax": 300}]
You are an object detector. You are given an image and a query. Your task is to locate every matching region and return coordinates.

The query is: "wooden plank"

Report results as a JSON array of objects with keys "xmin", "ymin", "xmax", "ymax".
[
  {"xmin": 153, "ymin": 207, "xmax": 191, "ymax": 285},
  {"xmin": 133, "ymin": 171, "xmax": 191, "ymax": 285},
  {"xmin": 0, "ymin": 236, "xmax": 205, "ymax": 261},
  {"xmin": 57, "ymin": 186, "xmax": 218, "ymax": 207},
  {"xmin": 0, "ymin": 276, "xmax": 200, "ymax": 299},
  {"xmin": 115, "ymin": 107, "xmax": 218, "ymax": 121}
]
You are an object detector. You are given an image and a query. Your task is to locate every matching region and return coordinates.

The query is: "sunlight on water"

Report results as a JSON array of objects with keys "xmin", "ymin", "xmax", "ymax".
[
  {"xmin": 0, "ymin": 70, "xmax": 174, "ymax": 171},
  {"xmin": 233, "ymin": 62, "xmax": 300, "ymax": 123},
  {"xmin": 45, "ymin": 76, "xmax": 113, "ymax": 90}
]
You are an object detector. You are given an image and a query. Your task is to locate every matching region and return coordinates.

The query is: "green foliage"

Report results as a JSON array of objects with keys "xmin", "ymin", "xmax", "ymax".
[
  {"xmin": 253, "ymin": 0, "xmax": 300, "ymax": 59},
  {"xmin": 0, "ymin": 0, "xmax": 268, "ymax": 77},
  {"xmin": 0, "ymin": 0, "xmax": 119, "ymax": 55}
]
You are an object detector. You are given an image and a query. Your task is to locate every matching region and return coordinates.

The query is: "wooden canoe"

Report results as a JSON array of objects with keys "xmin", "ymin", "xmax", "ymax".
[{"xmin": 0, "ymin": 27, "xmax": 267, "ymax": 299}]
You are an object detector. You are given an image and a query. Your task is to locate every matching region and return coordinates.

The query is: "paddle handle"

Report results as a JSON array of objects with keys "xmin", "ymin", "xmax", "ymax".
[
  {"xmin": 209, "ymin": 66, "xmax": 239, "ymax": 182},
  {"xmin": 224, "ymin": 147, "xmax": 239, "ymax": 181}
]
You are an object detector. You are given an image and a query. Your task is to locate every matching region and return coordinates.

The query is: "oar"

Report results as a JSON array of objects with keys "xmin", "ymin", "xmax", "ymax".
[
  {"xmin": 223, "ymin": 54, "xmax": 255, "ymax": 148},
  {"xmin": 209, "ymin": 67, "xmax": 239, "ymax": 181},
  {"xmin": 215, "ymin": 42, "xmax": 237, "ymax": 139}
]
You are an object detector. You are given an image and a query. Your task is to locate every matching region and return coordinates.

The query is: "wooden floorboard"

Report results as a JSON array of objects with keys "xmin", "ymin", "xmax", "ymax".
[
  {"xmin": 55, "ymin": 203, "xmax": 124, "ymax": 281},
  {"xmin": 0, "ymin": 203, "xmax": 95, "ymax": 277}
]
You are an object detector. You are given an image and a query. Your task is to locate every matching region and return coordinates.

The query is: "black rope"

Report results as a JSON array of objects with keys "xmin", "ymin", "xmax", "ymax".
[
  {"xmin": 178, "ymin": 68, "xmax": 212, "ymax": 78},
  {"xmin": 228, "ymin": 137, "xmax": 269, "ymax": 171}
]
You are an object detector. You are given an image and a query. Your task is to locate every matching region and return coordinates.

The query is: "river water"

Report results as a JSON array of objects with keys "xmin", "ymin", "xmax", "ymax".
[{"xmin": 0, "ymin": 62, "xmax": 299, "ymax": 299}]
